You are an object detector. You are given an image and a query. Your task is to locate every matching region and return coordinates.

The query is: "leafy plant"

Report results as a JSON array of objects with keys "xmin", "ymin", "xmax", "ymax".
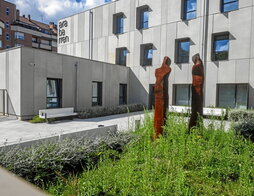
[
  {"xmin": 0, "ymin": 132, "xmax": 132, "ymax": 188},
  {"xmin": 235, "ymin": 119, "xmax": 254, "ymax": 142},
  {"xmin": 29, "ymin": 115, "xmax": 46, "ymax": 123},
  {"xmin": 47, "ymin": 115, "xmax": 254, "ymax": 196},
  {"xmin": 229, "ymin": 109, "xmax": 254, "ymax": 122},
  {"xmin": 78, "ymin": 104, "xmax": 145, "ymax": 119}
]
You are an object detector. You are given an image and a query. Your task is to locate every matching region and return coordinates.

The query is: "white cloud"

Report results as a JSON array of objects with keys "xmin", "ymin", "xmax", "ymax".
[{"xmin": 6, "ymin": 0, "xmax": 108, "ymax": 23}]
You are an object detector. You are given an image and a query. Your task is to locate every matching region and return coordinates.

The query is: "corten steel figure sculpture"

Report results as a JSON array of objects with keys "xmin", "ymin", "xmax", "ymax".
[
  {"xmin": 153, "ymin": 56, "xmax": 171, "ymax": 139},
  {"xmin": 189, "ymin": 53, "xmax": 204, "ymax": 131}
]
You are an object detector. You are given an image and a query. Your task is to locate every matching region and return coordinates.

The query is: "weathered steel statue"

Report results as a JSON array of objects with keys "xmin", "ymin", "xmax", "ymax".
[
  {"xmin": 189, "ymin": 53, "xmax": 204, "ymax": 130},
  {"xmin": 153, "ymin": 56, "xmax": 171, "ymax": 139}
]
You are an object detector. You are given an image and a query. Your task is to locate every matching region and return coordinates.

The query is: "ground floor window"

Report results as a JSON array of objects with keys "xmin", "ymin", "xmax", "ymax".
[
  {"xmin": 47, "ymin": 78, "xmax": 62, "ymax": 108},
  {"xmin": 174, "ymin": 84, "xmax": 191, "ymax": 106},
  {"xmin": 92, "ymin": 81, "xmax": 102, "ymax": 106},
  {"xmin": 217, "ymin": 84, "xmax": 248, "ymax": 109},
  {"xmin": 119, "ymin": 84, "xmax": 127, "ymax": 105}
]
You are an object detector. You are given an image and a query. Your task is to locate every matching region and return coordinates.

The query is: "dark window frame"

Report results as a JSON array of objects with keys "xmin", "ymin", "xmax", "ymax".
[
  {"xmin": 46, "ymin": 78, "xmax": 62, "ymax": 109},
  {"xmin": 119, "ymin": 84, "xmax": 127, "ymax": 105},
  {"xmin": 182, "ymin": 0, "xmax": 197, "ymax": 20},
  {"xmin": 140, "ymin": 43, "xmax": 153, "ymax": 66},
  {"xmin": 216, "ymin": 83, "xmax": 249, "ymax": 109},
  {"xmin": 113, "ymin": 12, "xmax": 124, "ymax": 35},
  {"xmin": 6, "ymin": 7, "xmax": 9, "ymax": 16},
  {"xmin": 6, "ymin": 33, "xmax": 10, "ymax": 41},
  {"xmin": 221, "ymin": 0, "xmax": 238, "ymax": 13},
  {"xmin": 116, "ymin": 47, "xmax": 127, "ymax": 66},
  {"xmin": 173, "ymin": 84, "xmax": 192, "ymax": 106},
  {"xmin": 136, "ymin": 5, "xmax": 149, "ymax": 30},
  {"xmin": 212, "ymin": 32, "xmax": 229, "ymax": 61},
  {"xmin": 175, "ymin": 38, "xmax": 190, "ymax": 64},
  {"xmin": 92, "ymin": 81, "xmax": 103, "ymax": 107}
]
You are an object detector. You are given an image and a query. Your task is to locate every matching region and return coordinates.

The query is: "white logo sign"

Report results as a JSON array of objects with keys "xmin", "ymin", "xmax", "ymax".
[{"xmin": 58, "ymin": 18, "xmax": 71, "ymax": 45}]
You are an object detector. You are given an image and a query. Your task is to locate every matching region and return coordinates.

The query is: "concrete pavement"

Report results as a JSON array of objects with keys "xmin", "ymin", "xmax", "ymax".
[{"xmin": 0, "ymin": 112, "xmax": 232, "ymax": 147}]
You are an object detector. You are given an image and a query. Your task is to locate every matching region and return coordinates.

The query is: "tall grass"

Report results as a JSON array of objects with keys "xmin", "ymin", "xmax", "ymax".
[{"xmin": 48, "ymin": 114, "xmax": 254, "ymax": 196}]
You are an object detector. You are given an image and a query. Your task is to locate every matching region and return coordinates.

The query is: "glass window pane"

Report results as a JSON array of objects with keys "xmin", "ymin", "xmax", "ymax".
[
  {"xmin": 236, "ymin": 85, "xmax": 248, "ymax": 109},
  {"xmin": 215, "ymin": 40, "xmax": 229, "ymax": 52},
  {"xmin": 92, "ymin": 82, "xmax": 98, "ymax": 97},
  {"xmin": 47, "ymin": 80, "xmax": 58, "ymax": 97},
  {"xmin": 175, "ymin": 85, "xmax": 190, "ymax": 106},
  {"xmin": 147, "ymin": 48, "xmax": 153, "ymax": 59},
  {"xmin": 218, "ymin": 85, "xmax": 235, "ymax": 108},
  {"xmin": 186, "ymin": 0, "xmax": 196, "ymax": 12},
  {"xmin": 178, "ymin": 40, "xmax": 190, "ymax": 63}
]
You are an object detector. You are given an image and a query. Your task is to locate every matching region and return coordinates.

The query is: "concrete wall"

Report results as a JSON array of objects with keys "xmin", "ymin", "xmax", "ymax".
[
  {"xmin": 0, "ymin": 48, "xmax": 21, "ymax": 116},
  {"xmin": 58, "ymin": 0, "xmax": 254, "ymax": 108},
  {"xmin": 0, "ymin": 47, "xmax": 129, "ymax": 119},
  {"xmin": 18, "ymin": 47, "xmax": 129, "ymax": 119}
]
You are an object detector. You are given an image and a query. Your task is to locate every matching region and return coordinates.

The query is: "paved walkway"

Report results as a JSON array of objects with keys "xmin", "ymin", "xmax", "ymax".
[
  {"xmin": 0, "ymin": 112, "xmax": 145, "ymax": 146},
  {"xmin": 0, "ymin": 112, "xmax": 232, "ymax": 147}
]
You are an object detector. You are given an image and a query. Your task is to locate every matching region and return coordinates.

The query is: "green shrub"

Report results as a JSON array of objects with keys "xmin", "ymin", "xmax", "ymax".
[
  {"xmin": 47, "ymin": 115, "xmax": 254, "ymax": 196},
  {"xmin": 0, "ymin": 132, "xmax": 132, "ymax": 188},
  {"xmin": 78, "ymin": 104, "xmax": 145, "ymax": 119},
  {"xmin": 235, "ymin": 119, "xmax": 254, "ymax": 142},
  {"xmin": 29, "ymin": 115, "xmax": 46, "ymax": 123},
  {"xmin": 229, "ymin": 109, "xmax": 254, "ymax": 122}
]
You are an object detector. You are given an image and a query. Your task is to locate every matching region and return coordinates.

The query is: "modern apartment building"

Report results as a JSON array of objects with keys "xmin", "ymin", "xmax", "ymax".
[
  {"xmin": 58, "ymin": 0, "xmax": 254, "ymax": 110},
  {"xmin": 0, "ymin": 0, "xmax": 57, "ymax": 51}
]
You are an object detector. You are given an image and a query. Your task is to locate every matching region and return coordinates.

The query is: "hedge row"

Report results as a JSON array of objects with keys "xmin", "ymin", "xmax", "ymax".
[{"xmin": 0, "ymin": 132, "xmax": 132, "ymax": 188}]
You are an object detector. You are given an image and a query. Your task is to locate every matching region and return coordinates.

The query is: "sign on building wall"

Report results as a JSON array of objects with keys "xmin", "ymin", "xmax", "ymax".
[{"xmin": 58, "ymin": 18, "xmax": 71, "ymax": 45}]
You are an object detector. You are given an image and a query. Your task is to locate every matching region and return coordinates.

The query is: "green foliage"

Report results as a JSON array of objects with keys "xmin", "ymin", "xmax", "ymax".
[
  {"xmin": 235, "ymin": 119, "xmax": 254, "ymax": 142},
  {"xmin": 29, "ymin": 115, "xmax": 46, "ymax": 123},
  {"xmin": 78, "ymin": 104, "xmax": 145, "ymax": 119},
  {"xmin": 0, "ymin": 133, "xmax": 132, "ymax": 188},
  {"xmin": 229, "ymin": 109, "xmax": 254, "ymax": 122},
  {"xmin": 48, "ymin": 115, "xmax": 254, "ymax": 196}
]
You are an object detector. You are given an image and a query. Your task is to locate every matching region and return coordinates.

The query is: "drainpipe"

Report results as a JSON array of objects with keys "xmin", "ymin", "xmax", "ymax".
[
  {"xmin": 74, "ymin": 62, "xmax": 78, "ymax": 111},
  {"xmin": 89, "ymin": 10, "xmax": 94, "ymax": 60},
  {"xmin": 201, "ymin": 0, "xmax": 209, "ymax": 107}
]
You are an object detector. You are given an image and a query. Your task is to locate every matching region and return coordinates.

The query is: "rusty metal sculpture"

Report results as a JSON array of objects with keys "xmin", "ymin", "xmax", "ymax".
[
  {"xmin": 189, "ymin": 53, "xmax": 204, "ymax": 131},
  {"xmin": 153, "ymin": 56, "xmax": 171, "ymax": 139}
]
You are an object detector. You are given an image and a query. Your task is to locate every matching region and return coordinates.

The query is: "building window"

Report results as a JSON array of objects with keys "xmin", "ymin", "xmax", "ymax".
[
  {"xmin": 212, "ymin": 33, "xmax": 229, "ymax": 61},
  {"xmin": 116, "ymin": 47, "xmax": 127, "ymax": 66},
  {"xmin": 137, "ymin": 5, "xmax": 149, "ymax": 30},
  {"xmin": 0, "ymin": 28, "xmax": 2, "ymax": 36},
  {"xmin": 174, "ymin": 84, "xmax": 192, "ymax": 106},
  {"xmin": 15, "ymin": 32, "xmax": 25, "ymax": 40},
  {"xmin": 119, "ymin": 84, "xmax": 127, "ymax": 105},
  {"xmin": 182, "ymin": 0, "xmax": 197, "ymax": 20},
  {"xmin": 221, "ymin": 0, "xmax": 238, "ymax": 12},
  {"xmin": 32, "ymin": 37, "xmax": 38, "ymax": 43},
  {"xmin": 41, "ymin": 39, "xmax": 51, "ymax": 46},
  {"xmin": 6, "ymin": 45, "xmax": 10, "ymax": 49},
  {"xmin": 217, "ymin": 84, "xmax": 248, "ymax": 109},
  {"xmin": 140, "ymin": 43, "xmax": 153, "ymax": 66},
  {"xmin": 113, "ymin": 13, "xmax": 124, "ymax": 35},
  {"xmin": 0, "ymin": 40, "xmax": 2, "ymax": 48},
  {"xmin": 6, "ymin": 33, "xmax": 10, "ymax": 41},
  {"xmin": 92, "ymin": 82, "xmax": 102, "ymax": 106},
  {"xmin": 47, "ymin": 78, "xmax": 62, "ymax": 108},
  {"xmin": 6, "ymin": 7, "xmax": 9, "ymax": 16},
  {"xmin": 5, "ymin": 22, "xmax": 9, "ymax": 29},
  {"xmin": 175, "ymin": 39, "xmax": 190, "ymax": 64}
]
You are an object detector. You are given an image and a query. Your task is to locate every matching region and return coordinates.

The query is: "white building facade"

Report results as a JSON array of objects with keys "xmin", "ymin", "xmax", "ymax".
[{"xmin": 58, "ymin": 0, "xmax": 254, "ymax": 109}]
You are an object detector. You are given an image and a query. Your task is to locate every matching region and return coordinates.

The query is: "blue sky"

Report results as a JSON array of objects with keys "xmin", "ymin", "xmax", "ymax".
[{"xmin": 6, "ymin": 0, "xmax": 111, "ymax": 24}]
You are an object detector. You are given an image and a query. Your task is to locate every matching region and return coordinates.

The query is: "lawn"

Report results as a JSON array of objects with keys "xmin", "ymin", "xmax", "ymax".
[{"xmin": 46, "ymin": 114, "xmax": 254, "ymax": 196}]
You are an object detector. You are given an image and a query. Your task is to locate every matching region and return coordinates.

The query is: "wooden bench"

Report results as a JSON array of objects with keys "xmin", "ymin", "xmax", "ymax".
[
  {"xmin": 168, "ymin": 106, "xmax": 226, "ymax": 117},
  {"xmin": 39, "ymin": 108, "xmax": 78, "ymax": 121}
]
